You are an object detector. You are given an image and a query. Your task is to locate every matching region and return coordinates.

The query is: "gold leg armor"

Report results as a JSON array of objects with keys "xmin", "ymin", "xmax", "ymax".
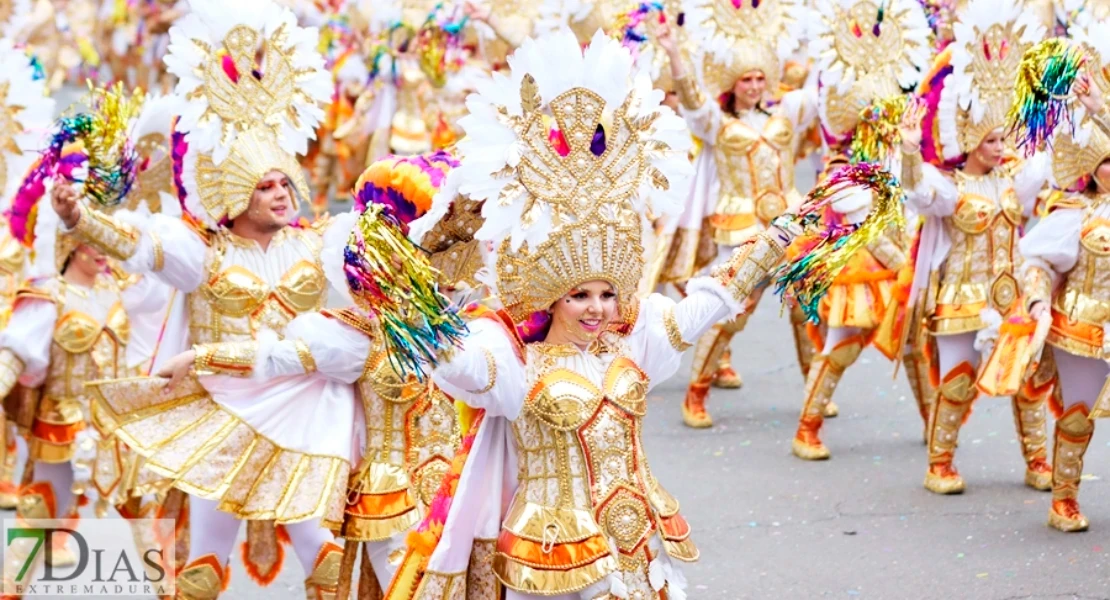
[
  {"xmin": 175, "ymin": 554, "xmax": 226, "ymax": 600},
  {"xmin": 791, "ymin": 334, "xmax": 864, "ymax": 460},
  {"xmin": 712, "ymin": 348, "xmax": 743, "ymax": 390},
  {"xmin": 0, "ymin": 420, "xmax": 18, "ymax": 509},
  {"xmin": 305, "ymin": 542, "xmax": 343, "ymax": 600},
  {"xmin": 683, "ymin": 317, "xmax": 747, "ymax": 429},
  {"xmin": 789, "ymin": 304, "xmax": 817, "ymax": 378},
  {"xmin": 924, "ymin": 362, "xmax": 978, "ymax": 495},
  {"xmin": 1013, "ymin": 364, "xmax": 1053, "ymax": 491},
  {"xmin": 1048, "ymin": 404, "xmax": 1094, "ymax": 532}
]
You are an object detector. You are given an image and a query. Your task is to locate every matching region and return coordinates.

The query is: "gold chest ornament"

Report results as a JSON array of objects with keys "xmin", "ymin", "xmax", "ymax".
[
  {"xmin": 1057, "ymin": 215, "xmax": 1110, "ymax": 326},
  {"xmin": 949, "ymin": 184, "xmax": 1023, "ymax": 313},
  {"xmin": 713, "ymin": 113, "xmax": 796, "ymax": 230}
]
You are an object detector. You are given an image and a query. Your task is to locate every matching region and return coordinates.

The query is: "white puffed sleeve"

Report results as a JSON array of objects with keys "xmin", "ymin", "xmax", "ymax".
[
  {"xmin": 0, "ymin": 298, "xmax": 56, "ymax": 387},
  {"xmin": 777, "ymin": 87, "xmax": 818, "ymax": 133},
  {"xmin": 680, "ymin": 97, "xmax": 721, "ymax": 144},
  {"xmin": 1014, "ymin": 153, "xmax": 1050, "ymax": 217},
  {"xmin": 433, "ymin": 317, "xmax": 527, "ymax": 419},
  {"xmin": 1018, "ymin": 207, "xmax": 1083, "ymax": 277},
  {"xmin": 120, "ymin": 273, "xmax": 173, "ymax": 315},
  {"xmin": 118, "ymin": 213, "xmax": 209, "ymax": 292},
  {"xmin": 627, "ymin": 293, "xmax": 731, "ymax": 387},
  {"xmin": 829, "ymin": 187, "xmax": 874, "ymax": 224},
  {"xmin": 251, "ymin": 313, "xmax": 372, "ymax": 384},
  {"xmin": 906, "ymin": 163, "xmax": 959, "ymax": 217}
]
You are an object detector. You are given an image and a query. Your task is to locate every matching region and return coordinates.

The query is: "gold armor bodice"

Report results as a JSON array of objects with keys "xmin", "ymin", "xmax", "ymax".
[
  {"xmin": 933, "ymin": 170, "xmax": 1023, "ymax": 332},
  {"xmin": 189, "ymin": 229, "xmax": 326, "ymax": 344},
  {"xmin": 357, "ymin": 349, "xmax": 460, "ymax": 508},
  {"xmin": 1049, "ymin": 202, "xmax": 1110, "ymax": 358},
  {"xmin": 712, "ymin": 110, "xmax": 799, "ymax": 245},
  {"xmin": 42, "ymin": 278, "xmax": 130, "ymax": 403},
  {"xmin": 495, "ymin": 343, "xmax": 695, "ymax": 596}
]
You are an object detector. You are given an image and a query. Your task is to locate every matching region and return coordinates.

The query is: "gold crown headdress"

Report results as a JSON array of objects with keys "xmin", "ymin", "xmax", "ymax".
[
  {"xmin": 537, "ymin": 0, "xmax": 634, "ymax": 44},
  {"xmin": 809, "ymin": 0, "xmax": 931, "ymax": 142},
  {"xmin": 1050, "ymin": 18, "xmax": 1110, "ymax": 189},
  {"xmin": 454, "ymin": 30, "xmax": 693, "ymax": 321},
  {"xmin": 684, "ymin": 0, "xmax": 803, "ymax": 96},
  {"xmin": 934, "ymin": 0, "xmax": 1043, "ymax": 161},
  {"xmin": 167, "ymin": 0, "xmax": 330, "ymax": 225},
  {"xmin": 125, "ymin": 95, "xmax": 183, "ymax": 215},
  {"xmin": 0, "ymin": 38, "xmax": 54, "ymax": 210}
]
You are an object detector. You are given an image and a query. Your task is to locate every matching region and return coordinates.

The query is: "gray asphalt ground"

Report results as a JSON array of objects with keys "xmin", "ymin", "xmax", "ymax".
[{"xmin": 34, "ymin": 87, "xmax": 1110, "ymax": 600}]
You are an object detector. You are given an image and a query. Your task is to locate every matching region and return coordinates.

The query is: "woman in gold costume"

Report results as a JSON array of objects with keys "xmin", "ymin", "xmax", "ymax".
[
  {"xmin": 788, "ymin": 0, "xmax": 932, "ymax": 461},
  {"xmin": 384, "ymin": 31, "xmax": 796, "ymax": 600},
  {"xmin": 900, "ymin": 0, "xmax": 1051, "ymax": 495},
  {"xmin": 656, "ymin": 0, "xmax": 817, "ymax": 428},
  {"xmin": 1018, "ymin": 21, "xmax": 1110, "ymax": 531}
]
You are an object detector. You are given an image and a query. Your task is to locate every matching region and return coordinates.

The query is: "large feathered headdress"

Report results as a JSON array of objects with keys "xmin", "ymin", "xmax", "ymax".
[{"xmin": 454, "ymin": 30, "xmax": 693, "ymax": 322}]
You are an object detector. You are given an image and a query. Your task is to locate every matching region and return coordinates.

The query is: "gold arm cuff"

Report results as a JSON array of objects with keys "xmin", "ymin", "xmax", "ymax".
[
  {"xmin": 72, "ymin": 204, "xmax": 140, "ymax": 262},
  {"xmin": 0, "ymin": 349, "xmax": 24, "ymax": 399},
  {"xmin": 1023, "ymin": 266, "xmax": 1053, "ymax": 309},
  {"xmin": 663, "ymin": 306, "xmax": 692, "ymax": 351},
  {"xmin": 193, "ymin": 341, "xmax": 257, "ymax": 377},
  {"xmin": 866, "ymin": 233, "xmax": 908, "ymax": 271},
  {"xmin": 674, "ymin": 74, "xmax": 706, "ymax": 111},
  {"xmin": 294, "ymin": 340, "xmax": 317, "ymax": 374},
  {"xmin": 901, "ymin": 150, "xmax": 923, "ymax": 192},
  {"xmin": 150, "ymin": 231, "xmax": 164, "ymax": 272},
  {"xmin": 713, "ymin": 232, "xmax": 786, "ymax": 305},
  {"xmin": 466, "ymin": 348, "xmax": 497, "ymax": 394}
]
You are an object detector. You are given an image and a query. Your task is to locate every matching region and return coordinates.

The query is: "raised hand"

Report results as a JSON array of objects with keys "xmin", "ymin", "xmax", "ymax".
[
  {"xmin": 49, "ymin": 179, "xmax": 81, "ymax": 229},
  {"xmin": 899, "ymin": 98, "xmax": 926, "ymax": 154},
  {"xmin": 1075, "ymin": 72, "xmax": 1105, "ymax": 115}
]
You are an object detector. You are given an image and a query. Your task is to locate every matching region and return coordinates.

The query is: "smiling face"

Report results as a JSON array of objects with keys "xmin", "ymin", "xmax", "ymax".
[
  {"xmin": 1094, "ymin": 159, "xmax": 1110, "ymax": 193},
  {"xmin": 242, "ymin": 170, "xmax": 296, "ymax": 231},
  {"xmin": 66, "ymin": 243, "xmax": 107, "ymax": 278},
  {"xmin": 732, "ymin": 70, "xmax": 767, "ymax": 111},
  {"xmin": 547, "ymin": 280, "xmax": 619, "ymax": 348}
]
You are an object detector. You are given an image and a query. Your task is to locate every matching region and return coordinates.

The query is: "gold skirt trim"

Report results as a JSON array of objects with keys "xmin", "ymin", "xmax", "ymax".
[
  {"xmin": 87, "ymin": 376, "xmax": 349, "ymax": 525},
  {"xmin": 820, "ymin": 279, "xmax": 895, "ymax": 329},
  {"xmin": 493, "ymin": 551, "xmax": 617, "ymax": 596}
]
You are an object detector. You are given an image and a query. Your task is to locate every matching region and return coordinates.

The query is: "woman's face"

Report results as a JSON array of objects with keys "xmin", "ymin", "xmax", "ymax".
[
  {"xmin": 548, "ymin": 280, "xmax": 619, "ymax": 347},
  {"xmin": 972, "ymin": 129, "xmax": 1005, "ymax": 169},
  {"xmin": 67, "ymin": 243, "xmax": 106, "ymax": 277},
  {"xmin": 732, "ymin": 70, "xmax": 767, "ymax": 111},
  {"xmin": 244, "ymin": 170, "xmax": 295, "ymax": 230}
]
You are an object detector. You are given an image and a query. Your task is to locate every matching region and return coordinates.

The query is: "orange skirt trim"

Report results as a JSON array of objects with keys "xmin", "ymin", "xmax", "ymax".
[
  {"xmin": 659, "ymin": 513, "xmax": 691, "ymax": 541},
  {"xmin": 31, "ymin": 419, "xmax": 85, "ymax": 445},
  {"xmin": 496, "ymin": 531, "xmax": 611, "ymax": 569},
  {"xmin": 346, "ymin": 488, "xmax": 415, "ymax": 520},
  {"xmin": 708, "ymin": 212, "xmax": 758, "ymax": 233},
  {"xmin": 1047, "ymin": 310, "xmax": 1103, "ymax": 358}
]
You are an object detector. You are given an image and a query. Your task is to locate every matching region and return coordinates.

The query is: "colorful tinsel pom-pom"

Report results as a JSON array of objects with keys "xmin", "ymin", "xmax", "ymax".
[
  {"xmin": 343, "ymin": 203, "xmax": 467, "ymax": 378},
  {"xmin": 1007, "ymin": 38, "xmax": 1088, "ymax": 156},
  {"xmin": 849, "ymin": 95, "xmax": 917, "ymax": 165},
  {"xmin": 773, "ymin": 163, "xmax": 906, "ymax": 322}
]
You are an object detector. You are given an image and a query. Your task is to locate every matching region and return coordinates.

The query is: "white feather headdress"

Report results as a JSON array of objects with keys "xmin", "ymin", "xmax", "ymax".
[{"xmin": 0, "ymin": 38, "xmax": 54, "ymax": 211}]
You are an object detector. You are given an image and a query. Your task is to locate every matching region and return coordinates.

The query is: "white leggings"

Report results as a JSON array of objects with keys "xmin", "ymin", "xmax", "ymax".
[
  {"xmin": 823, "ymin": 326, "xmax": 863, "ymax": 353},
  {"xmin": 186, "ymin": 497, "xmax": 335, "ymax": 573},
  {"xmin": 933, "ymin": 332, "xmax": 981, "ymax": 375},
  {"xmin": 32, "ymin": 462, "xmax": 75, "ymax": 517},
  {"xmin": 1053, "ymin": 349, "xmax": 1110, "ymax": 411}
]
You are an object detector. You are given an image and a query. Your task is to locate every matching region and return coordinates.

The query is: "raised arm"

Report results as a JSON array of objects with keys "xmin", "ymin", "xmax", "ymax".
[
  {"xmin": 0, "ymin": 291, "xmax": 58, "ymax": 397},
  {"xmin": 52, "ymin": 183, "xmax": 207, "ymax": 292}
]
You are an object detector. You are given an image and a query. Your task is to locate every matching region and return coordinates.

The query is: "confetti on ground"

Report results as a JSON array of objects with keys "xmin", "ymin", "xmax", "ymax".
[
  {"xmin": 1081, "ymin": 474, "xmax": 1100, "ymax": 481},
  {"xmin": 957, "ymin": 553, "xmax": 965, "ymax": 558},
  {"xmin": 740, "ymin": 440, "xmax": 752, "ymax": 446},
  {"xmin": 976, "ymin": 573, "xmax": 988, "ymax": 579}
]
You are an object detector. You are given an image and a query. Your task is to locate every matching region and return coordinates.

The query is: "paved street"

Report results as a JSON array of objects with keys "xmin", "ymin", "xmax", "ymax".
[{"xmin": 40, "ymin": 86, "xmax": 1110, "ymax": 599}]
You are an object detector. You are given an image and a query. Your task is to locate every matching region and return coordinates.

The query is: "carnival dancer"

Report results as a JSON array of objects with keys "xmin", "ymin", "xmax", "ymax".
[
  {"xmin": 789, "ymin": 0, "xmax": 933, "ymax": 460},
  {"xmin": 0, "ymin": 40, "xmax": 55, "ymax": 510},
  {"xmin": 48, "ymin": 0, "xmax": 352, "ymax": 595},
  {"xmin": 655, "ymin": 0, "xmax": 818, "ymax": 427},
  {"xmin": 372, "ymin": 30, "xmax": 808, "ymax": 600},
  {"xmin": 899, "ymin": 0, "xmax": 1052, "ymax": 494},
  {"xmin": 126, "ymin": 151, "xmax": 472, "ymax": 598},
  {"xmin": 1017, "ymin": 25, "xmax": 1110, "ymax": 531}
]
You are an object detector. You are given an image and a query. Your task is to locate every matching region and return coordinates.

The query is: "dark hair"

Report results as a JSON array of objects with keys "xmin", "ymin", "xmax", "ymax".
[
  {"xmin": 718, "ymin": 91, "xmax": 770, "ymax": 119},
  {"xmin": 1086, "ymin": 159, "xmax": 1110, "ymax": 194}
]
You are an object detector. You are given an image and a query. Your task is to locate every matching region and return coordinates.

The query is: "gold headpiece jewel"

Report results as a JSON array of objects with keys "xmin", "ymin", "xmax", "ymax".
[
  {"xmin": 809, "ymin": 0, "xmax": 932, "ymax": 140},
  {"xmin": 167, "ymin": 0, "xmax": 329, "ymax": 224},
  {"xmin": 685, "ymin": 0, "xmax": 802, "ymax": 96},
  {"xmin": 935, "ymin": 0, "xmax": 1043, "ymax": 161},
  {"xmin": 454, "ymin": 30, "xmax": 692, "ymax": 322}
]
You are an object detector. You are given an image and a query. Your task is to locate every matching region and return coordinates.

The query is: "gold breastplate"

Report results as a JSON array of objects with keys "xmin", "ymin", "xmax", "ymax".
[
  {"xmin": 714, "ymin": 115, "xmax": 795, "ymax": 227},
  {"xmin": 0, "ymin": 234, "xmax": 25, "ymax": 277},
  {"xmin": 1057, "ymin": 216, "xmax": 1110, "ymax": 325},
  {"xmin": 951, "ymin": 191, "xmax": 1021, "ymax": 234},
  {"xmin": 196, "ymin": 257, "xmax": 325, "ymax": 341}
]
